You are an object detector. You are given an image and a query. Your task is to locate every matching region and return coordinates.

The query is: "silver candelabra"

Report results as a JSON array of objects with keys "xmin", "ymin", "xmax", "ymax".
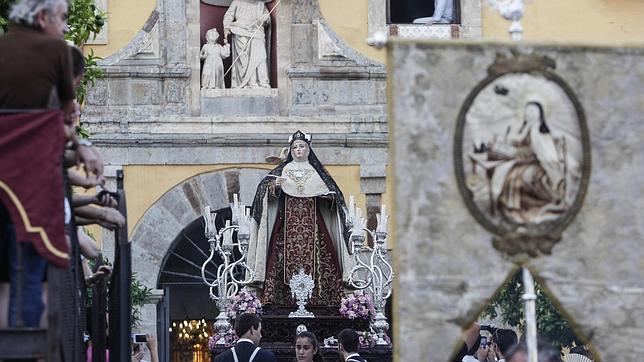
[
  {"xmin": 345, "ymin": 198, "xmax": 394, "ymax": 346},
  {"xmin": 200, "ymin": 194, "xmax": 255, "ymax": 345}
]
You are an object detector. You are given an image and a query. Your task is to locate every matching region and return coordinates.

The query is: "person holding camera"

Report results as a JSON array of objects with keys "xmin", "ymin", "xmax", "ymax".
[
  {"xmin": 131, "ymin": 333, "xmax": 159, "ymax": 362},
  {"xmin": 490, "ymin": 328, "xmax": 519, "ymax": 362}
]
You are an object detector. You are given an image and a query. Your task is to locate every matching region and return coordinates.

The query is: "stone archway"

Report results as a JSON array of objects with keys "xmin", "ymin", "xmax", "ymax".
[
  {"xmin": 129, "ymin": 167, "xmax": 268, "ymax": 333},
  {"xmin": 130, "ymin": 167, "xmax": 268, "ymax": 288}
]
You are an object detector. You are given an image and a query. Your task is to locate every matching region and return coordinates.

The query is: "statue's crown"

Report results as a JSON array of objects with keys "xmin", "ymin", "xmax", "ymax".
[{"xmin": 288, "ymin": 130, "xmax": 311, "ymax": 144}]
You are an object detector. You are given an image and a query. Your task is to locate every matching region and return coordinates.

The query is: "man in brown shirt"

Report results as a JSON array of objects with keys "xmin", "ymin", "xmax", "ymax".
[
  {"xmin": 0, "ymin": 0, "xmax": 102, "ymax": 178},
  {"xmin": 0, "ymin": 0, "xmax": 99, "ymax": 330},
  {"xmin": 0, "ymin": 0, "xmax": 74, "ymax": 112}
]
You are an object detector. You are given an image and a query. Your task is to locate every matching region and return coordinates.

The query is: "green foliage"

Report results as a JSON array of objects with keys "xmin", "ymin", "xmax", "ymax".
[
  {"xmin": 483, "ymin": 271, "xmax": 582, "ymax": 350},
  {"xmin": 0, "ymin": 0, "xmax": 17, "ymax": 34},
  {"xmin": 87, "ymin": 257, "xmax": 153, "ymax": 329},
  {"xmin": 66, "ymin": 0, "xmax": 106, "ymax": 47},
  {"xmin": 131, "ymin": 275, "xmax": 153, "ymax": 328},
  {"xmin": 65, "ymin": 0, "xmax": 106, "ymax": 107},
  {"xmin": 74, "ymin": 47, "xmax": 102, "ymax": 105}
]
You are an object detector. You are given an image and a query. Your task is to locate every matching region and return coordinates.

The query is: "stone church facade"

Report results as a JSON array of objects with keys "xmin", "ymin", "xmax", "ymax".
[{"xmin": 84, "ymin": 0, "xmax": 397, "ymax": 343}]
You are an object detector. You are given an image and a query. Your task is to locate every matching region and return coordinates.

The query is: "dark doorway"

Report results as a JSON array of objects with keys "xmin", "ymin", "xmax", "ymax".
[
  {"xmin": 389, "ymin": 0, "xmax": 435, "ymax": 24},
  {"xmin": 158, "ymin": 207, "xmax": 234, "ymax": 362},
  {"xmin": 388, "ymin": 0, "xmax": 460, "ymax": 24}
]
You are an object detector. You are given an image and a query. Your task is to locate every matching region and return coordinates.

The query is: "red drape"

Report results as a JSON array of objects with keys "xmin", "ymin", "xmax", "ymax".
[{"xmin": 0, "ymin": 110, "xmax": 68, "ymax": 267}]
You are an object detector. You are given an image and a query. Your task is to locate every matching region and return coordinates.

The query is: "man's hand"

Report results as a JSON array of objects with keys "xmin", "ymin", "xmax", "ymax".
[
  {"xmin": 223, "ymin": 28, "xmax": 231, "ymax": 43},
  {"xmin": 96, "ymin": 191, "xmax": 118, "ymax": 208},
  {"xmin": 475, "ymin": 346, "xmax": 490, "ymax": 362},
  {"xmin": 100, "ymin": 207, "xmax": 126, "ymax": 229},
  {"xmin": 131, "ymin": 350, "xmax": 144, "ymax": 362},
  {"xmin": 68, "ymin": 169, "xmax": 106, "ymax": 188},
  {"xmin": 146, "ymin": 333, "xmax": 159, "ymax": 362},
  {"xmin": 86, "ymin": 265, "xmax": 112, "ymax": 284},
  {"xmin": 76, "ymin": 144, "xmax": 104, "ymax": 179}
]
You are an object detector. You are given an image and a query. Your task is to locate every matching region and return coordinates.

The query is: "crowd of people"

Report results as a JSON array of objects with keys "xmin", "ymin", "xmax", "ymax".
[
  {"xmin": 454, "ymin": 323, "xmax": 594, "ymax": 362},
  {"xmin": 212, "ymin": 313, "xmax": 368, "ymax": 362},
  {"xmin": 0, "ymin": 0, "xmax": 131, "ymax": 359}
]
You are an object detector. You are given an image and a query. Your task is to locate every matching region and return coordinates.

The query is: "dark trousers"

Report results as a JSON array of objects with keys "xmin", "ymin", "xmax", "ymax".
[{"xmin": 0, "ymin": 202, "xmax": 46, "ymax": 327}]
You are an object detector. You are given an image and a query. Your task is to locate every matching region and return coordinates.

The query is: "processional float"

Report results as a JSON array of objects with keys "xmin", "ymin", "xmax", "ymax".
[{"xmin": 199, "ymin": 193, "xmax": 395, "ymax": 346}]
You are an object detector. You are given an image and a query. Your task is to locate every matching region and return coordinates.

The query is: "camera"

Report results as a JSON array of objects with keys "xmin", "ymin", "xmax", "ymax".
[
  {"xmin": 480, "ymin": 336, "xmax": 488, "ymax": 348},
  {"xmin": 132, "ymin": 333, "xmax": 147, "ymax": 343}
]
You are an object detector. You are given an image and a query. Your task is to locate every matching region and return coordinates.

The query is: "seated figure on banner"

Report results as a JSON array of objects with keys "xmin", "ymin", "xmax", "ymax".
[
  {"xmin": 478, "ymin": 101, "xmax": 568, "ymax": 224},
  {"xmin": 490, "ymin": 101, "xmax": 567, "ymax": 223},
  {"xmin": 223, "ymin": 0, "xmax": 271, "ymax": 88},
  {"xmin": 200, "ymin": 28, "xmax": 230, "ymax": 89},
  {"xmin": 248, "ymin": 130, "xmax": 351, "ymax": 307}
]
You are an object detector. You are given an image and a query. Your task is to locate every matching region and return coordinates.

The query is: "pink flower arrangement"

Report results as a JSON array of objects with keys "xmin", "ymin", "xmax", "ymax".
[
  {"xmin": 208, "ymin": 329, "xmax": 238, "ymax": 349},
  {"xmin": 339, "ymin": 291, "xmax": 376, "ymax": 320},
  {"xmin": 226, "ymin": 287, "xmax": 263, "ymax": 318},
  {"xmin": 357, "ymin": 330, "xmax": 378, "ymax": 348},
  {"xmin": 357, "ymin": 330, "xmax": 391, "ymax": 348}
]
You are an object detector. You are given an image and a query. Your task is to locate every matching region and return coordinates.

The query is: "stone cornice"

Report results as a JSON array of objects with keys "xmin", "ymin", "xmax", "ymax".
[{"xmin": 91, "ymin": 133, "xmax": 388, "ymax": 148}]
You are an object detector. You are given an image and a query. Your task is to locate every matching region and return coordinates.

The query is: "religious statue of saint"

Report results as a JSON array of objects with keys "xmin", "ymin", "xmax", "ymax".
[
  {"xmin": 481, "ymin": 101, "xmax": 568, "ymax": 224},
  {"xmin": 222, "ymin": 0, "xmax": 271, "ymax": 89},
  {"xmin": 247, "ymin": 130, "xmax": 351, "ymax": 307},
  {"xmin": 200, "ymin": 28, "xmax": 230, "ymax": 89}
]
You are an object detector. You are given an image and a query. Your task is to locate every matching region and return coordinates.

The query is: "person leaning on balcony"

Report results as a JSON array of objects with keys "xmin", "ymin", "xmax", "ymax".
[
  {"xmin": 0, "ymin": 0, "xmax": 76, "ymax": 329},
  {"xmin": 0, "ymin": 0, "xmax": 102, "ymax": 178}
]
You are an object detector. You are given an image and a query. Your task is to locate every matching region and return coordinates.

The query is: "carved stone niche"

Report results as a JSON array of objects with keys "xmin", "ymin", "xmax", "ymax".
[
  {"xmin": 368, "ymin": 0, "xmax": 482, "ymax": 40},
  {"xmin": 200, "ymin": 0, "xmax": 279, "ymax": 117}
]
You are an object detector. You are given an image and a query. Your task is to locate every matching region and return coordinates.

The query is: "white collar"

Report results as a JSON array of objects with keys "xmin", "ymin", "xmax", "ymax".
[
  {"xmin": 236, "ymin": 338, "xmax": 255, "ymax": 345},
  {"xmin": 345, "ymin": 353, "xmax": 360, "ymax": 361}
]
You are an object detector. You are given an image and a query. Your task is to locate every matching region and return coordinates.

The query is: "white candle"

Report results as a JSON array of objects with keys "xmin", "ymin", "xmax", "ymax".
[
  {"xmin": 204, "ymin": 206, "xmax": 214, "ymax": 235},
  {"xmin": 348, "ymin": 195, "xmax": 355, "ymax": 220},
  {"xmin": 239, "ymin": 208, "xmax": 250, "ymax": 236},
  {"xmin": 353, "ymin": 207, "xmax": 363, "ymax": 236},
  {"xmin": 377, "ymin": 204, "xmax": 388, "ymax": 234},
  {"xmin": 232, "ymin": 194, "xmax": 241, "ymax": 224},
  {"xmin": 223, "ymin": 220, "xmax": 233, "ymax": 246}
]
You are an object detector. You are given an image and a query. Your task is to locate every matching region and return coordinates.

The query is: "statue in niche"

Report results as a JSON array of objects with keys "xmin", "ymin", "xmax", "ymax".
[
  {"xmin": 412, "ymin": 0, "xmax": 454, "ymax": 24},
  {"xmin": 247, "ymin": 130, "xmax": 351, "ymax": 307},
  {"xmin": 223, "ymin": 0, "xmax": 271, "ymax": 88},
  {"xmin": 200, "ymin": 28, "xmax": 230, "ymax": 89}
]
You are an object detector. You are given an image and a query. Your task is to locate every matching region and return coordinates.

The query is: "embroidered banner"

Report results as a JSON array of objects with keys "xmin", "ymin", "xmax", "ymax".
[{"xmin": 0, "ymin": 110, "xmax": 69, "ymax": 267}]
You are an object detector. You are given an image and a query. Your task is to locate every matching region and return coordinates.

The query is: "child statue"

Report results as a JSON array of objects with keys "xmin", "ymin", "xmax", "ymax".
[{"xmin": 200, "ymin": 28, "xmax": 230, "ymax": 89}]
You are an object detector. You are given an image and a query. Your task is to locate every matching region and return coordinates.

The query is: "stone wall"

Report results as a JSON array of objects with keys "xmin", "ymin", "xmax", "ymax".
[
  {"xmin": 85, "ymin": 0, "xmax": 387, "ymax": 131},
  {"xmin": 390, "ymin": 40, "xmax": 644, "ymax": 361}
]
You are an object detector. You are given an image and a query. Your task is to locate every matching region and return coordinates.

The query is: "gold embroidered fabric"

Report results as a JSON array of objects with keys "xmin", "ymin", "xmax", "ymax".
[{"xmin": 279, "ymin": 161, "xmax": 330, "ymax": 197}]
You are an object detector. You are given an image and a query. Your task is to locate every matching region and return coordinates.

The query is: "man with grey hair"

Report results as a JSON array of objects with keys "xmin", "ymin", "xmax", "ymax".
[
  {"xmin": 0, "ymin": 0, "xmax": 103, "ymax": 331},
  {"xmin": 1, "ymin": 0, "xmax": 72, "ymax": 110}
]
